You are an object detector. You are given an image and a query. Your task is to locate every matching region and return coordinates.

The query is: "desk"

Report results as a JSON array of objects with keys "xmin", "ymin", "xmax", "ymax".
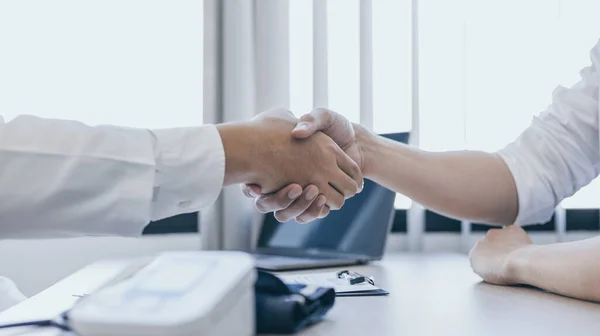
[{"xmin": 0, "ymin": 254, "xmax": 599, "ymax": 336}]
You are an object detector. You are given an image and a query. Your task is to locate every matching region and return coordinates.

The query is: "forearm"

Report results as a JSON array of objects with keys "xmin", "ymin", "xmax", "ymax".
[
  {"xmin": 357, "ymin": 127, "xmax": 518, "ymax": 225},
  {"xmin": 506, "ymin": 237, "xmax": 600, "ymax": 302},
  {"xmin": 216, "ymin": 122, "xmax": 260, "ymax": 186}
]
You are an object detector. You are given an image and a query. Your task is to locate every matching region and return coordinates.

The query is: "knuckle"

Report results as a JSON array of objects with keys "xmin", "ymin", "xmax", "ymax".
[
  {"xmin": 353, "ymin": 164, "xmax": 362, "ymax": 178},
  {"xmin": 318, "ymin": 108, "xmax": 334, "ymax": 126},
  {"xmin": 275, "ymin": 196, "xmax": 291, "ymax": 208},
  {"xmin": 300, "ymin": 113, "xmax": 317, "ymax": 123}
]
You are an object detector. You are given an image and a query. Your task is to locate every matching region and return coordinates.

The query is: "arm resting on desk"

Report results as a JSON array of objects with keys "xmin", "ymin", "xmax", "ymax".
[
  {"xmin": 506, "ymin": 236, "xmax": 600, "ymax": 302},
  {"xmin": 470, "ymin": 225, "xmax": 600, "ymax": 303}
]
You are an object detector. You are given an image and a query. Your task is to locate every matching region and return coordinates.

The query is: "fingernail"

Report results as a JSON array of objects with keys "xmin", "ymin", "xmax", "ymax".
[
  {"xmin": 317, "ymin": 197, "xmax": 326, "ymax": 207},
  {"xmin": 306, "ymin": 188, "xmax": 318, "ymax": 200},
  {"xmin": 288, "ymin": 189, "xmax": 302, "ymax": 199},
  {"xmin": 295, "ymin": 122, "xmax": 309, "ymax": 131},
  {"xmin": 249, "ymin": 190, "xmax": 259, "ymax": 197}
]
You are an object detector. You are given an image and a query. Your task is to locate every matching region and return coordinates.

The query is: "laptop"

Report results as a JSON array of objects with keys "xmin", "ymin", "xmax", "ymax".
[{"xmin": 253, "ymin": 132, "xmax": 409, "ymax": 271}]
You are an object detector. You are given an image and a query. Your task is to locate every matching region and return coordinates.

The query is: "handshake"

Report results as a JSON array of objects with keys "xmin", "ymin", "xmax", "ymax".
[{"xmin": 216, "ymin": 108, "xmax": 371, "ymax": 224}]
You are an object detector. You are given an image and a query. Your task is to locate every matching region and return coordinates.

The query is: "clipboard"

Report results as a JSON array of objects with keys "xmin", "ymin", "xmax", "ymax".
[{"xmin": 277, "ymin": 270, "xmax": 389, "ymax": 297}]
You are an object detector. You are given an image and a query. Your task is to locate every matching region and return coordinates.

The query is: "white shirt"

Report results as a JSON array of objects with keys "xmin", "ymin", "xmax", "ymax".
[
  {"xmin": 0, "ymin": 115, "xmax": 225, "ymax": 310},
  {"xmin": 498, "ymin": 40, "xmax": 600, "ymax": 226}
]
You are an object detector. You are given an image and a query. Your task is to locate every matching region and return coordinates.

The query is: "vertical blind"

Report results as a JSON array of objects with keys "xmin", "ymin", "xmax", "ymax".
[
  {"xmin": 289, "ymin": 0, "xmax": 413, "ymax": 210},
  {"xmin": 288, "ymin": 0, "xmax": 600, "ymax": 212}
]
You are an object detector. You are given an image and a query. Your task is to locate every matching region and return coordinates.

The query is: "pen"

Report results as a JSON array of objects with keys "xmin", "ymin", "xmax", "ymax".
[{"xmin": 336, "ymin": 270, "xmax": 375, "ymax": 286}]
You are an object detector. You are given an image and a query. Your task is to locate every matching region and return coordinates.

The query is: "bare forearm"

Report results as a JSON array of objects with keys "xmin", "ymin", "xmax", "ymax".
[
  {"xmin": 216, "ymin": 122, "xmax": 260, "ymax": 186},
  {"xmin": 506, "ymin": 237, "xmax": 600, "ymax": 302},
  {"xmin": 357, "ymin": 127, "xmax": 518, "ymax": 225}
]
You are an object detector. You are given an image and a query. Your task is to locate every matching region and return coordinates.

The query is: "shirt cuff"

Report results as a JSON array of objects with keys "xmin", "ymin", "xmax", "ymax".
[
  {"xmin": 496, "ymin": 145, "xmax": 556, "ymax": 226},
  {"xmin": 150, "ymin": 125, "xmax": 225, "ymax": 221}
]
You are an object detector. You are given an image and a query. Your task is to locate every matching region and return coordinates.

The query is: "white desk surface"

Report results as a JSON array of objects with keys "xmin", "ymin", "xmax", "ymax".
[{"xmin": 1, "ymin": 253, "xmax": 599, "ymax": 336}]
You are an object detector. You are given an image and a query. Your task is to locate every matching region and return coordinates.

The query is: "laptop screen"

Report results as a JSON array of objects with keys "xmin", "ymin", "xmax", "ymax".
[{"xmin": 256, "ymin": 132, "xmax": 409, "ymax": 258}]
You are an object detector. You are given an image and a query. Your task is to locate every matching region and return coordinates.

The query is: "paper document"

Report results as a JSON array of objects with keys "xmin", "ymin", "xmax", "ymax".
[{"xmin": 278, "ymin": 271, "xmax": 388, "ymax": 296}]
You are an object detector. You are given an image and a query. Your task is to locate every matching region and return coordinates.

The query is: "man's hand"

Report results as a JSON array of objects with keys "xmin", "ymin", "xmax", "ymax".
[
  {"xmin": 218, "ymin": 108, "xmax": 362, "ymax": 210},
  {"xmin": 241, "ymin": 109, "xmax": 368, "ymax": 222},
  {"xmin": 293, "ymin": 108, "xmax": 363, "ymax": 170},
  {"xmin": 468, "ymin": 225, "xmax": 534, "ymax": 285}
]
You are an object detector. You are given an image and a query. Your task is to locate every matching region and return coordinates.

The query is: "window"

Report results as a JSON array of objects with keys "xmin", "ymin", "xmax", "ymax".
[
  {"xmin": 420, "ymin": 0, "xmax": 600, "ymax": 209},
  {"xmin": 0, "ymin": 0, "xmax": 203, "ymax": 128},
  {"xmin": 289, "ymin": 0, "xmax": 413, "ymax": 210},
  {"xmin": 290, "ymin": 0, "xmax": 600, "ymax": 238},
  {"xmin": 0, "ymin": 0, "xmax": 204, "ymax": 233}
]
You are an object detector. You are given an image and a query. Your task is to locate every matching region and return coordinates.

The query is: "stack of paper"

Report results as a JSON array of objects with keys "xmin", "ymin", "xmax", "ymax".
[{"xmin": 278, "ymin": 271, "xmax": 389, "ymax": 296}]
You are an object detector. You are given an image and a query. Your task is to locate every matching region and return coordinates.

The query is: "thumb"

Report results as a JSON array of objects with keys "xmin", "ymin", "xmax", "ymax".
[
  {"xmin": 292, "ymin": 108, "xmax": 337, "ymax": 139},
  {"xmin": 292, "ymin": 114, "xmax": 319, "ymax": 139},
  {"xmin": 241, "ymin": 184, "xmax": 262, "ymax": 198}
]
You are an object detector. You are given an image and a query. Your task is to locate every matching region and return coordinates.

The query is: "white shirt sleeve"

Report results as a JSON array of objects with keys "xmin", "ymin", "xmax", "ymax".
[
  {"xmin": 496, "ymin": 40, "xmax": 600, "ymax": 226},
  {"xmin": 0, "ymin": 115, "xmax": 225, "ymax": 238}
]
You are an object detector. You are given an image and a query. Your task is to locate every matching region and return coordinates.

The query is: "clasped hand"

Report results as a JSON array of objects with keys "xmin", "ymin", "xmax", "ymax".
[
  {"xmin": 241, "ymin": 108, "xmax": 364, "ymax": 223},
  {"xmin": 235, "ymin": 108, "xmax": 363, "ymax": 216}
]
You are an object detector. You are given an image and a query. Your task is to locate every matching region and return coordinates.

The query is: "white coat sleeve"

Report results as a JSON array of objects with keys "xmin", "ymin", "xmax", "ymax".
[
  {"xmin": 0, "ymin": 115, "xmax": 225, "ymax": 238},
  {"xmin": 496, "ymin": 41, "xmax": 600, "ymax": 226}
]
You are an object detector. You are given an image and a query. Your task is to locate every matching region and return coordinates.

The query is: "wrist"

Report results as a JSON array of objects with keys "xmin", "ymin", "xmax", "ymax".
[
  {"xmin": 216, "ymin": 122, "xmax": 261, "ymax": 186},
  {"xmin": 354, "ymin": 124, "xmax": 380, "ymax": 179},
  {"xmin": 503, "ymin": 244, "xmax": 539, "ymax": 285}
]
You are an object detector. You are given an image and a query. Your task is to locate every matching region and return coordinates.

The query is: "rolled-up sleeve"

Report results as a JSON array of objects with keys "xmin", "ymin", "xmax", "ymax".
[{"xmin": 496, "ymin": 41, "xmax": 600, "ymax": 226}]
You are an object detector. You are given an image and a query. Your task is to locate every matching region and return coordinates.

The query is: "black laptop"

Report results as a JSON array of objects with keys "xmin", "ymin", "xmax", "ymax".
[{"xmin": 253, "ymin": 132, "xmax": 409, "ymax": 271}]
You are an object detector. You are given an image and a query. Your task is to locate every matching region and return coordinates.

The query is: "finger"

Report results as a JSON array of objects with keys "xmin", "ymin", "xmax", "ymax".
[
  {"xmin": 329, "ymin": 166, "xmax": 360, "ymax": 199},
  {"xmin": 292, "ymin": 108, "xmax": 336, "ymax": 139},
  {"xmin": 336, "ymin": 151, "xmax": 363, "ymax": 192},
  {"xmin": 318, "ymin": 205, "xmax": 331, "ymax": 219},
  {"xmin": 241, "ymin": 184, "xmax": 261, "ymax": 198},
  {"xmin": 484, "ymin": 228, "xmax": 502, "ymax": 240},
  {"xmin": 321, "ymin": 185, "xmax": 345, "ymax": 211},
  {"xmin": 294, "ymin": 194, "xmax": 327, "ymax": 224},
  {"xmin": 273, "ymin": 185, "xmax": 320, "ymax": 222},
  {"xmin": 254, "ymin": 184, "xmax": 303, "ymax": 214}
]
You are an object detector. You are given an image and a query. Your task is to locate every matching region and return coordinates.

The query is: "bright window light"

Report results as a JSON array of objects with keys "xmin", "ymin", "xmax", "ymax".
[
  {"xmin": 327, "ymin": 0, "xmax": 360, "ymax": 123},
  {"xmin": 0, "ymin": 0, "xmax": 203, "ymax": 129},
  {"xmin": 289, "ymin": 0, "xmax": 314, "ymax": 116}
]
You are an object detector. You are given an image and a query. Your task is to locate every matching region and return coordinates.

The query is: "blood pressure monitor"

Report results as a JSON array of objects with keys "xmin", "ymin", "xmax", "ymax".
[{"xmin": 68, "ymin": 251, "xmax": 256, "ymax": 336}]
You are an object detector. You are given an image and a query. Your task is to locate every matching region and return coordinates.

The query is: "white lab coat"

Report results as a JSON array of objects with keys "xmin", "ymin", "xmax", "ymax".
[{"xmin": 0, "ymin": 115, "xmax": 225, "ymax": 310}]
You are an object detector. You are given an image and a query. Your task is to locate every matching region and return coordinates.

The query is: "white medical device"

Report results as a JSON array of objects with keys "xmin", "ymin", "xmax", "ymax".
[{"xmin": 68, "ymin": 251, "xmax": 256, "ymax": 336}]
